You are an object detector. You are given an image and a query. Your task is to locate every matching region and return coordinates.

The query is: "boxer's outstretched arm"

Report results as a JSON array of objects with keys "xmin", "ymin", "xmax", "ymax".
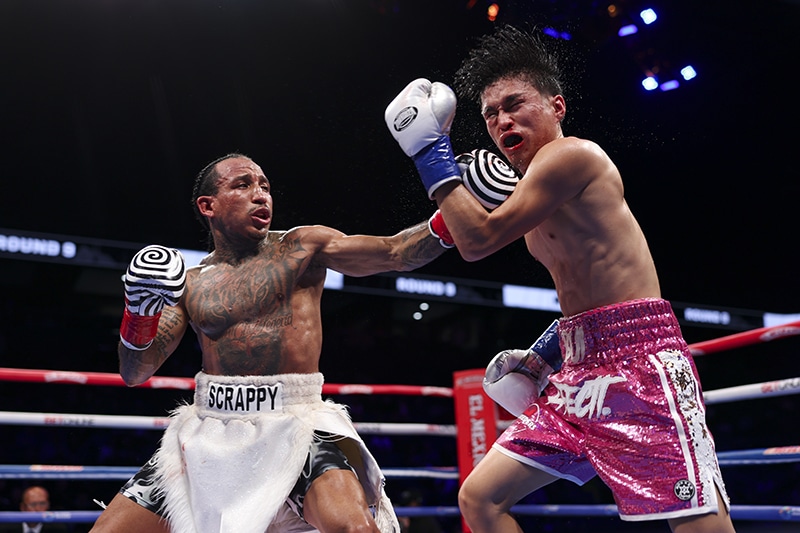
[{"xmin": 297, "ymin": 221, "xmax": 448, "ymax": 278}]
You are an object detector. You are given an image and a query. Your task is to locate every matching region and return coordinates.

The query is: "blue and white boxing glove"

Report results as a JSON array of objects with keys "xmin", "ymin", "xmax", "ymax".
[
  {"xmin": 483, "ymin": 320, "xmax": 561, "ymax": 417},
  {"xmin": 385, "ymin": 78, "xmax": 461, "ymax": 199}
]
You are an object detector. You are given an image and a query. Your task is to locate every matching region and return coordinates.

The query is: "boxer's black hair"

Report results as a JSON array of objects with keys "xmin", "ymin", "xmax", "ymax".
[
  {"xmin": 453, "ymin": 24, "xmax": 563, "ymax": 106},
  {"xmin": 191, "ymin": 153, "xmax": 248, "ymax": 230}
]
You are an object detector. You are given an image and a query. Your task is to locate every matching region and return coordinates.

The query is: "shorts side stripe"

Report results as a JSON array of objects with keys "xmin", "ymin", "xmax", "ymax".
[{"xmin": 649, "ymin": 351, "xmax": 698, "ymax": 508}]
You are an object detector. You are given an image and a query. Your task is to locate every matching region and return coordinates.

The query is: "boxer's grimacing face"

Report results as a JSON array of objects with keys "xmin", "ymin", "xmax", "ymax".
[{"xmin": 481, "ymin": 76, "xmax": 565, "ymax": 173}]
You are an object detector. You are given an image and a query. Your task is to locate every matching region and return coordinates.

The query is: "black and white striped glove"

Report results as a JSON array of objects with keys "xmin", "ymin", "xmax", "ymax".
[
  {"xmin": 457, "ymin": 149, "xmax": 520, "ymax": 210},
  {"xmin": 120, "ymin": 245, "xmax": 186, "ymax": 350}
]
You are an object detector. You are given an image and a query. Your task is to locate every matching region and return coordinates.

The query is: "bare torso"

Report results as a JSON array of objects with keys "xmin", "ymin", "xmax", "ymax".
[
  {"xmin": 184, "ymin": 230, "xmax": 327, "ymax": 376},
  {"xmin": 523, "ymin": 139, "xmax": 661, "ymax": 316},
  {"xmin": 117, "ymin": 154, "xmax": 442, "ymax": 387}
]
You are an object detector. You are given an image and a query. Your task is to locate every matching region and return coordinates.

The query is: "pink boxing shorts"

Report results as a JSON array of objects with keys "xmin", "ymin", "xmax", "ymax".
[{"xmin": 493, "ymin": 298, "xmax": 731, "ymax": 521}]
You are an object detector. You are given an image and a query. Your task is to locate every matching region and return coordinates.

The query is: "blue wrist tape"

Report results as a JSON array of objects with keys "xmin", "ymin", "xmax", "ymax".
[
  {"xmin": 529, "ymin": 319, "xmax": 562, "ymax": 371},
  {"xmin": 411, "ymin": 135, "xmax": 461, "ymax": 199}
]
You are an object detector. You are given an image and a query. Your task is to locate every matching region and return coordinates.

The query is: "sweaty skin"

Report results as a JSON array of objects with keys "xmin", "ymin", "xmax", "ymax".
[
  {"xmin": 97, "ymin": 155, "xmax": 446, "ymax": 533},
  {"xmin": 119, "ymin": 156, "xmax": 445, "ymax": 384},
  {"xmin": 434, "ymin": 76, "xmax": 661, "ymax": 316},
  {"xmin": 437, "ymin": 70, "xmax": 732, "ymax": 533}
]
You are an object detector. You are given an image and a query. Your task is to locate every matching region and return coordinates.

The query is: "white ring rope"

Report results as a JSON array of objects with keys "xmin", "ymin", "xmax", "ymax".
[
  {"xmin": 1, "ymin": 444, "xmax": 798, "ymax": 481},
  {"xmin": 0, "ymin": 465, "xmax": 463, "ymax": 481},
  {"xmin": 0, "ymin": 410, "xmax": 456, "ymax": 436},
  {"xmin": 1, "ymin": 370, "xmax": 797, "ymax": 435},
  {"xmin": 703, "ymin": 376, "xmax": 800, "ymax": 404}
]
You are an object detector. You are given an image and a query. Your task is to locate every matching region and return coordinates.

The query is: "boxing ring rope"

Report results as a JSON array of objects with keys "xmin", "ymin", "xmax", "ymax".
[
  {"xmin": 0, "ymin": 368, "xmax": 453, "ymax": 397},
  {"xmin": 1, "ymin": 320, "xmax": 799, "ymax": 524},
  {"xmin": 1, "ymin": 442, "xmax": 798, "ymax": 480},
  {"xmin": 2, "ymin": 366, "xmax": 798, "ymax": 407},
  {"xmin": 0, "ymin": 410, "xmax": 457, "ymax": 436},
  {"xmin": 4, "ymin": 505, "xmax": 800, "ymax": 525},
  {"xmin": 688, "ymin": 319, "xmax": 800, "ymax": 356}
]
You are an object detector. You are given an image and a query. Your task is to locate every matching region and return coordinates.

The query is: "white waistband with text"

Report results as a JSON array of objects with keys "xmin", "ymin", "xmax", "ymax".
[{"xmin": 205, "ymin": 382, "xmax": 284, "ymax": 413}]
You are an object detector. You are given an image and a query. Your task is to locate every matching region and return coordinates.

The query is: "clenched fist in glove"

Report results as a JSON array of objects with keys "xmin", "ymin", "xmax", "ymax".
[
  {"xmin": 483, "ymin": 320, "xmax": 561, "ymax": 417},
  {"xmin": 385, "ymin": 78, "xmax": 461, "ymax": 199},
  {"xmin": 120, "ymin": 245, "xmax": 186, "ymax": 350},
  {"xmin": 457, "ymin": 149, "xmax": 520, "ymax": 210}
]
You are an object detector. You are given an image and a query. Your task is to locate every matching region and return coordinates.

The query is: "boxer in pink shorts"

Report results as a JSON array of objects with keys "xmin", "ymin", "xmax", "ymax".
[
  {"xmin": 385, "ymin": 21, "xmax": 735, "ymax": 533},
  {"xmin": 494, "ymin": 298, "xmax": 730, "ymax": 521}
]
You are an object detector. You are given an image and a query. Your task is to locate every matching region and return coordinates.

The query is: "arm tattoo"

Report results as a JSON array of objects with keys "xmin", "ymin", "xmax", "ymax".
[{"xmin": 398, "ymin": 221, "xmax": 448, "ymax": 268}]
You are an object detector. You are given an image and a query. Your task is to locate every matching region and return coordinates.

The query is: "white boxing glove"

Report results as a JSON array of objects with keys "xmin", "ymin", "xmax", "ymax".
[
  {"xmin": 483, "ymin": 320, "xmax": 561, "ymax": 417},
  {"xmin": 385, "ymin": 78, "xmax": 461, "ymax": 199},
  {"xmin": 385, "ymin": 78, "xmax": 456, "ymax": 157}
]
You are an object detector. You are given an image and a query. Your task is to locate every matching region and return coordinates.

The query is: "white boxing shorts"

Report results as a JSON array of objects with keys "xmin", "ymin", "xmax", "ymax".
[{"xmin": 121, "ymin": 371, "xmax": 398, "ymax": 533}]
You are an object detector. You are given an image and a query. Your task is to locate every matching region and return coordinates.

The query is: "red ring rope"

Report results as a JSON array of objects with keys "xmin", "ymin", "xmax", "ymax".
[
  {"xmin": 0, "ymin": 367, "xmax": 453, "ymax": 396},
  {"xmin": 689, "ymin": 319, "xmax": 800, "ymax": 355},
  {"xmin": 0, "ymin": 320, "xmax": 796, "ymax": 391}
]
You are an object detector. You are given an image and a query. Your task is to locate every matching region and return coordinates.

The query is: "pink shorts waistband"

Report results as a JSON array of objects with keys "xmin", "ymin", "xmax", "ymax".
[{"xmin": 558, "ymin": 298, "xmax": 688, "ymax": 366}]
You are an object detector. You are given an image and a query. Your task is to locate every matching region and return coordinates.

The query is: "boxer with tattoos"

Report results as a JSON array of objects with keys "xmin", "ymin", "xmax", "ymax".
[{"xmin": 91, "ymin": 153, "xmax": 452, "ymax": 533}]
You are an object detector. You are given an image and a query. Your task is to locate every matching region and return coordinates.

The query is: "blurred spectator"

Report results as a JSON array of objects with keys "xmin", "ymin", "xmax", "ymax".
[
  {"xmin": 0, "ymin": 485, "xmax": 68, "ymax": 533},
  {"xmin": 398, "ymin": 489, "xmax": 444, "ymax": 533}
]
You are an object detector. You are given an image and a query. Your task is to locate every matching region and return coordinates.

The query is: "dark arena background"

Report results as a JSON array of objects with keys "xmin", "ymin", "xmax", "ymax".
[{"xmin": 1, "ymin": 0, "xmax": 798, "ymax": 531}]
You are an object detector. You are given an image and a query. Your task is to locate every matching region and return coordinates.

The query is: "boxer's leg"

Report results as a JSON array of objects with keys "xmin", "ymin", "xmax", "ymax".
[
  {"xmin": 89, "ymin": 493, "xmax": 168, "ymax": 533},
  {"xmin": 459, "ymin": 448, "xmax": 559, "ymax": 533}
]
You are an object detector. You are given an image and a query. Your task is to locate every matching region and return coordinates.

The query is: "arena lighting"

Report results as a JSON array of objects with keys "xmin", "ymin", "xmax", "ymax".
[
  {"xmin": 543, "ymin": 27, "xmax": 572, "ymax": 40},
  {"xmin": 486, "ymin": 3, "xmax": 498, "ymax": 21},
  {"xmin": 641, "ymin": 65, "xmax": 697, "ymax": 92},
  {"xmin": 640, "ymin": 8, "xmax": 657, "ymax": 24},
  {"xmin": 180, "ymin": 249, "xmax": 207, "ymax": 268},
  {"xmin": 501, "ymin": 285, "xmax": 561, "ymax": 312},
  {"xmin": 659, "ymin": 79, "xmax": 680, "ymax": 91},
  {"xmin": 681, "ymin": 65, "xmax": 697, "ymax": 80},
  {"xmin": 764, "ymin": 312, "xmax": 800, "ymax": 328},
  {"xmin": 616, "ymin": 8, "xmax": 657, "ymax": 37},
  {"xmin": 323, "ymin": 269, "xmax": 344, "ymax": 290},
  {"xmin": 600, "ymin": 3, "xmax": 697, "ymax": 95}
]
